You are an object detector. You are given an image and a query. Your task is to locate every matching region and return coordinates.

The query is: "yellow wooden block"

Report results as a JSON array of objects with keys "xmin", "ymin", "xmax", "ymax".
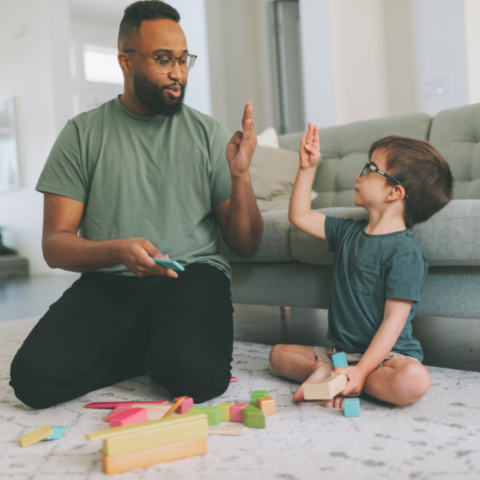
[
  {"xmin": 217, "ymin": 402, "xmax": 235, "ymax": 422},
  {"xmin": 86, "ymin": 412, "xmax": 208, "ymax": 456},
  {"xmin": 303, "ymin": 374, "xmax": 348, "ymax": 400},
  {"xmin": 209, "ymin": 426, "xmax": 246, "ymax": 436},
  {"xmin": 20, "ymin": 425, "xmax": 53, "ymax": 448},
  {"xmin": 257, "ymin": 396, "xmax": 276, "ymax": 415},
  {"xmin": 102, "ymin": 437, "xmax": 208, "ymax": 474}
]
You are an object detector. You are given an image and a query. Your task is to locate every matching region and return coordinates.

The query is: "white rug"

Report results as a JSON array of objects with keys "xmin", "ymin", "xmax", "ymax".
[{"xmin": 1, "ymin": 318, "xmax": 480, "ymax": 480}]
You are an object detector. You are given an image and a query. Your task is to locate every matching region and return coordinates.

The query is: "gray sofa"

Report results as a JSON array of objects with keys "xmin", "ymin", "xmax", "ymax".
[{"xmin": 226, "ymin": 103, "xmax": 480, "ymax": 319}]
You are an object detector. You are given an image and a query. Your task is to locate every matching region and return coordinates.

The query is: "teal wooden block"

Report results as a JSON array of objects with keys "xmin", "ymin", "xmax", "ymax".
[
  {"xmin": 331, "ymin": 352, "xmax": 348, "ymax": 368},
  {"xmin": 344, "ymin": 398, "xmax": 360, "ymax": 417},
  {"xmin": 44, "ymin": 426, "xmax": 66, "ymax": 440},
  {"xmin": 242, "ymin": 404, "xmax": 266, "ymax": 428},
  {"xmin": 190, "ymin": 406, "xmax": 222, "ymax": 425},
  {"xmin": 251, "ymin": 390, "xmax": 268, "ymax": 406}
]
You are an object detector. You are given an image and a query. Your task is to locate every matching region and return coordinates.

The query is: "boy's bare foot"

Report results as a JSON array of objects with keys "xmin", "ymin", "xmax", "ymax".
[
  {"xmin": 325, "ymin": 396, "xmax": 345, "ymax": 408},
  {"xmin": 293, "ymin": 362, "xmax": 332, "ymax": 402}
]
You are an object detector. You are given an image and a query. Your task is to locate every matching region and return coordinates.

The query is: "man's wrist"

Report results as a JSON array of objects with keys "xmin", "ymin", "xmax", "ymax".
[{"xmin": 230, "ymin": 171, "xmax": 252, "ymax": 183}]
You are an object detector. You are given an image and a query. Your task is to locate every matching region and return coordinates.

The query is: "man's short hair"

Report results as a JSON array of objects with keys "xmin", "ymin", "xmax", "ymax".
[
  {"xmin": 118, "ymin": 0, "xmax": 180, "ymax": 48},
  {"xmin": 368, "ymin": 135, "xmax": 454, "ymax": 228}
]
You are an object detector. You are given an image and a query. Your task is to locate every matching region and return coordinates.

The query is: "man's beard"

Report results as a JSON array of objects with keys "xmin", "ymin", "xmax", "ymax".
[{"xmin": 133, "ymin": 69, "xmax": 186, "ymax": 116}]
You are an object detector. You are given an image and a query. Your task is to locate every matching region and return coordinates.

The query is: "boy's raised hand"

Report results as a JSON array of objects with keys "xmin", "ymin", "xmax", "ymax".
[{"xmin": 299, "ymin": 122, "xmax": 321, "ymax": 170}]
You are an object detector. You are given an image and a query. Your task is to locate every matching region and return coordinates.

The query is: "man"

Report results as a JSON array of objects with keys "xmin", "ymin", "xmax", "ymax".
[{"xmin": 10, "ymin": 0, "xmax": 263, "ymax": 408}]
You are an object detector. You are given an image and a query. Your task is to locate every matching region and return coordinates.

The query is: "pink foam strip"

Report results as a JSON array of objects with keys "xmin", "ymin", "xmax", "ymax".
[
  {"xmin": 109, "ymin": 408, "xmax": 148, "ymax": 427},
  {"xmin": 104, "ymin": 406, "xmax": 131, "ymax": 423},
  {"xmin": 230, "ymin": 376, "xmax": 238, "ymax": 383}
]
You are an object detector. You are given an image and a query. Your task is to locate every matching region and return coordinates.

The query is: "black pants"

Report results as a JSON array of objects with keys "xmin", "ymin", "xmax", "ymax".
[{"xmin": 10, "ymin": 263, "xmax": 234, "ymax": 409}]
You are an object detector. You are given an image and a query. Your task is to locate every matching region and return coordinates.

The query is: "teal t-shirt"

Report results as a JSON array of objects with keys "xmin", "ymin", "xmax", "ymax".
[
  {"xmin": 36, "ymin": 97, "xmax": 233, "ymax": 278},
  {"xmin": 325, "ymin": 216, "xmax": 428, "ymax": 361}
]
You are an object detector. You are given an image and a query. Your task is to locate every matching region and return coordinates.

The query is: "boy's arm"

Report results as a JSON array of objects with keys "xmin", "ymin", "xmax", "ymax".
[
  {"xmin": 333, "ymin": 298, "xmax": 413, "ymax": 396},
  {"xmin": 288, "ymin": 122, "xmax": 326, "ymax": 240}
]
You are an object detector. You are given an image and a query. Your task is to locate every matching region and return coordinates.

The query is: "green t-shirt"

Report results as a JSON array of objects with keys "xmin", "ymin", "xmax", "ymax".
[
  {"xmin": 36, "ymin": 97, "xmax": 233, "ymax": 278},
  {"xmin": 325, "ymin": 216, "xmax": 428, "ymax": 361}
]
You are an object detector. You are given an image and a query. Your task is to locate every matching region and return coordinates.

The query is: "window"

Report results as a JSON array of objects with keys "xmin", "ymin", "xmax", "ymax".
[{"xmin": 83, "ymin": 45, "xmax": 123, "ymax": 85}]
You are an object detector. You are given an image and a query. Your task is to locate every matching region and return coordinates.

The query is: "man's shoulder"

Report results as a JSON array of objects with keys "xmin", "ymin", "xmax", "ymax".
[
  {"xmin": 181, "ymin": 105, "xmax": 228, "ymax": 136},
  {"xmin": 70, "ymin": 98, "xmax": 117, "ymax": 130}
]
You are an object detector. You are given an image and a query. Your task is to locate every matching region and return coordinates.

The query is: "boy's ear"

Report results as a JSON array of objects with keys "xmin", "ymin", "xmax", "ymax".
[{"xmin": 387, "ymin": 184, "xmax": 405, "ymax": 203}]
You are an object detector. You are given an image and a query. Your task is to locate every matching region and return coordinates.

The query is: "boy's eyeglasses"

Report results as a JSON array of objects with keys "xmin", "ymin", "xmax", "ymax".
[
  {"xmin": 123, "ymin": 50, "xmax": 197, "ymax": 73},
  {"xmin": 360, "ymin": 163, "xmax": 417, "ymax": 223}
]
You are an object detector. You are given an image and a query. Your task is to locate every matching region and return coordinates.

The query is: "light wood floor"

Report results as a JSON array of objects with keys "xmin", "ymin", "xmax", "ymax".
[{"xmin": 1, "ymin": 275, "xmax": 480, "ymax": 372}]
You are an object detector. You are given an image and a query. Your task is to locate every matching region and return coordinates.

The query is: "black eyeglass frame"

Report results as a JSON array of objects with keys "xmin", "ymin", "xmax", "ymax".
[
  {"xmin": 123, "ymin": 50, "xmax": 197, "ymax": 73},
  {"xmin": 360, "ymin": 163, "xmax": 417, "ymax": 223}
]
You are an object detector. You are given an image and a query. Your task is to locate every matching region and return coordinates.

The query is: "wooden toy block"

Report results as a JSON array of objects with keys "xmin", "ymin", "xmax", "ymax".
[
  {"xmin": 331, "ymin": 352, "xmax": 348, "ymax": 368},
  {"xmin": 217, "ymin": 402, "xmax": 235, "ymax": 421},
  {"xmin": 251, "ymin": 390, "xmax": 268, "ymax": 406},
  {"xmin": 303, "ymin": 374, "xmax": 348, "ymax": 400},
  {"xmin": 344, "ymin": 398, "xmax": 360, "ymax": 417},
  {"xmin": 44, "ymin": 426, "xmax": 66, "ymax": 440},
  {"xmin": 102, "ymin": 437, "xmax": 207, "ymax": 475},
  {"xmin": 189, "ymin": 406, "xmax": 222, "ymax": 426},
  {"xmin": 174, "ymin": 396, "xmax": 193, "ymax": 414},
  {"xmin": 20, "ymin": 425, "xmax": 53, "ymax": 447},
  {"xmin": 105, "ymin": 406, "xmax": 132, "ymax": 422},
  {"xmin": 110, "ymin": 408, "xmax": 147, "ymax": 427},
  {"xmin": 86, "ymin": 412, "xmax": 209, "ymax": 456},
  {"xmin": 241, "ymin": 404, "xmax": 266, "ymax": 429},
  {"xmin": 85, "ymin": 401, "xmax": 169, "ymax": 409},
  {"xmin": 230, "ymin": 404, "xmax": 248, "ymax": 422},
  {"xmin": 135, "ymin": 405, "xmax": 172, "ymax": 421},
  {"xmin": 163, "ymin": 397, "xmax": 185, "ymax": 418},
  {"xmin": 209, "ymin": 426, "xmax": 247, "ymax": 436},
  {"xmin": 230, "ymin": 376, "xmax": 237, "ymax": 383},
  {"xmin": 257, "ymin": 396, "xmax": 276, "ymax": 415}
]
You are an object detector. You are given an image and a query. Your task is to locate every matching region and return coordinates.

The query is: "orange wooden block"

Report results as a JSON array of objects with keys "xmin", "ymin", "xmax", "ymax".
[
  {"xmin": 257, "ymin": 396, "xmax": 276, "ymax": 415},
  {"xmin": 102, "ymin": 436, "xmax": 208, "ymax": 474}
]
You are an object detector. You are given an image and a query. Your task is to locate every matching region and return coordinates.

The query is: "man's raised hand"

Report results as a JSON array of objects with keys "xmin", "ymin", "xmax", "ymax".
[
  {"xmin": 299, "ymin": 122, "xmax": 321, "ymax": 170},
  {"xmin": 226, "ymin": 102, "xmax": 258, "ymax": 178}
]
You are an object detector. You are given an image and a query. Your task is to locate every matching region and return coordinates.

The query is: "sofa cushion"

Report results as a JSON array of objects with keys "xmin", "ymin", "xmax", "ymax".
[
  {"xmin": 428, "ymin": 103, "xmax": 480, "ymax": 199},
  {"xmin": 279, "ymin": 113, "xmax": 432, "ymax": 210},
  {"xmin": 290, "ymin": 200, "xmax": 480, "ymax": 267},
  {"xmin": 223, "ymin": 210, "xmax": 294, "ymax": 263}
]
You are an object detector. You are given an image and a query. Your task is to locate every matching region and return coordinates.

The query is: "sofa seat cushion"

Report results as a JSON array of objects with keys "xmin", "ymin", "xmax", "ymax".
[
  {"xmin": 291, "ymin": 200, "xmax": 480, "ymax": 267},
  {"xmin": 223, "ymin": 210, "xmax": 294, "ymax": 263}
]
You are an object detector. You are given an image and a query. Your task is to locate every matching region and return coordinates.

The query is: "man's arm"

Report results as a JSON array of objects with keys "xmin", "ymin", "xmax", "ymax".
[
  {"xmin": 42, "ymin": 193, "xmax": 178, "ymax": 278},
  {"xmin": 214, "ymin": 102, "xmax": 263, "ymax": 258},
  {"xmin": 333, "ymin": 298, "xmax": 413, "ymax": 396}
]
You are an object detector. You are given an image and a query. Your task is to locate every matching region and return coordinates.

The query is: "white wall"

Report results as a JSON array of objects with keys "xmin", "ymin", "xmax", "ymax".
[
  {"xmin": 464, "ymin": 0, "xmax": 480, "ymax": 105},
  {"xmin": 298, "ymin": 0, "xmax": 335, "ymax": 129},
  {"xmin": 411, "ymin": 0, "xmax": 469, "ymax": 116},
  {"xmin": 0, "ymin": 0, "xmax": 73, "ymax": 276}
]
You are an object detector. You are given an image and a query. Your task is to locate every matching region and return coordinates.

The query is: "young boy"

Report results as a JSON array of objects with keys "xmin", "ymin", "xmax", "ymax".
[{"xmin": 270, "ymin": 123, "xmax": 453, "ymax": 407}]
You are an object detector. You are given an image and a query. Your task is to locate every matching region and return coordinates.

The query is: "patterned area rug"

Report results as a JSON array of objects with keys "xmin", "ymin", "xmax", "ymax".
[{"xmin": 1, "ymin": 318, "xmax": 480, "ymax": 480}]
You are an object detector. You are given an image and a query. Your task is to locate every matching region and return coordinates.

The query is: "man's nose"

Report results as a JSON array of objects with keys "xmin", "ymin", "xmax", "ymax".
[{"xmin": 168, "ymin": 61, "xmax": 184, "ymax": 82}]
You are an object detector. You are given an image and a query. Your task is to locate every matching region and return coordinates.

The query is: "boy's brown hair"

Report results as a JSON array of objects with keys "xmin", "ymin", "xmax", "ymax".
[{"xmin": 368, "ymin": 135, "xmax": 454, "ymax": 228}]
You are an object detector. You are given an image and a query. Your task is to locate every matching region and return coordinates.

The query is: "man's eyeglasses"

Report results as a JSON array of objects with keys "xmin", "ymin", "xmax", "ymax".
[
  {"xmin": 360, "ymin": 163, "xmax": 417, "ymax": 223},
  {"xmin": 123, "ymin": 50, "xmax": 197, "ymax": 74}
]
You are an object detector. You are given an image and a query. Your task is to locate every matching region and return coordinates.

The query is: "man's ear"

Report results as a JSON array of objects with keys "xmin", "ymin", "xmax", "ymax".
[{"xmin": 118, "ymin": 52, "xmax": 131, "ymax": 77}]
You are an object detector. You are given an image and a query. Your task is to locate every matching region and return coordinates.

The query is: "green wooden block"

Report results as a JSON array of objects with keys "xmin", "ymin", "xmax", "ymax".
[
  {"xmin": 251, "ymin": 390, "xmax": 269, "ymax": 406},
  {"xmin": 242, "ymin": 404, "xmax": 266, "ymax": 429},
  {"xmin": 331, "ymin": 352, "xmax": 348, "ymax": 368},
  {"xmin": 344, "ymin": 398, "xmax": 360, "ymax": 417},
  {"xmin": 189, "ymin": 406, "xmax": 222, "ymax": 425}
]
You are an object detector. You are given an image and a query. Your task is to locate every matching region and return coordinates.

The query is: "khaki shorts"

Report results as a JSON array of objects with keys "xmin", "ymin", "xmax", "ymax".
[{"xmin": 313, "ymin": 346, "xmax": 421, "ymax": 369}]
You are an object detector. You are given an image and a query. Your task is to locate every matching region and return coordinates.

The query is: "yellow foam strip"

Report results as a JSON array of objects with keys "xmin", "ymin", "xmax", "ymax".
[{"xmin": 20, "ymin": 425, "xmax": 53, "ymax": 448}]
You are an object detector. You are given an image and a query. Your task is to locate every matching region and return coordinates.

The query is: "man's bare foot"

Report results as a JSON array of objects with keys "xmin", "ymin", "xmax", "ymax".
[
  {"xmin": 325, "ymin": 396, "xmax": 345, "ymax": 408},
  {"xmin": 293, "ymin": 362, "xmax": 333, "ymax": 402}
]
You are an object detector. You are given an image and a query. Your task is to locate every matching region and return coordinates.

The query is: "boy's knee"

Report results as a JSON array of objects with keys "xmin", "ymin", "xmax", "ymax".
[
  {"xmin": 393, "ymin": 362, "xmax": 431, "ymax": 405},
  {"xmin": 269, "ymin": 344, "xmax": 288, "ymax": 369}
]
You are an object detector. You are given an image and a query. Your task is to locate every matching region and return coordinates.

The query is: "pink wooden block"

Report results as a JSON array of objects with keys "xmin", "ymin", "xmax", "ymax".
[
  {"xmin": 174, "ymin": 396, "xmax": 194, "ymax": 414},
  {"xmin": 104, "ymin": 406, "xmax": 131, "ymax": 422},
  {"xmin": 230, "ymin": 376, "xmax": 238, "ymax": 383},
  {"xmin": 230, "ymin": 403, "xmax": 248, "ymax": 422},
  {"xmin": 85, "ymin": 400, "xmax": 169, "ymax": 409},
  {"xmin": 109, "ymin": 408, "xmax": 147, "ymax": 427}
]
